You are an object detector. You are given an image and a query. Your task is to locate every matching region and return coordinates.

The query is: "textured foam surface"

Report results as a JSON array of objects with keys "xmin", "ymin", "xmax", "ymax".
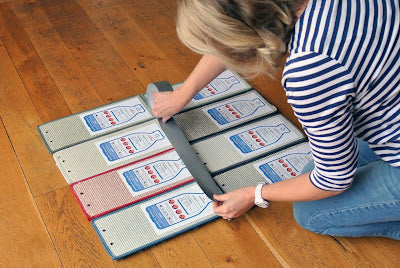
[
  {"xmin": 174, "ymin": 90, "xmax": 277, "ymax": 141},
  {"xmin": 38, "ymin": 75, "xmax": 311, "ymax": 260},
  {"xmin": 71, "ymin": 150, "xmax": 194, "ymax": 220},
  {"xmin": 92, "ymin": 182, "xmax": 218, "ymax": 260},
  {"xmin": 192, "ymin": 115, "xmax": 305, "ymax": 174},
  {"xmin": 169, "ymin": 70, "xmax": 252, "ymax": 111},
  {"xmin": 213, "ymin": 142, "xmax": 312, "ymax": 192},
  {"xmin": 38, "ymin": 96, "xmax": 153, "ymax": 153},
  {"xmin": 54, "ymin": 119, "xmax": 173, "ymax": 184}
]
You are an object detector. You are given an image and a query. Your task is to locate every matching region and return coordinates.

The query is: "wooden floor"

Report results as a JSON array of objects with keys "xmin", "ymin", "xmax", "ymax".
[{"xmin": 0, "ymin": 0, "xmax": 399, "ymax": 267}]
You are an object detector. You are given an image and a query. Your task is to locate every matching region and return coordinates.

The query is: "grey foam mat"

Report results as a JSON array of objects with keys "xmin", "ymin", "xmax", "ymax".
[
  {"xmin": 213, "ymin": 142, "xmax": 312, "ymax": 193},
  {"xmin": 144, "ymin": 70, "xmax": 252, "ymax": 111},
  {"xmin": 173, "ymin": 90, "xmax": 277, "ymax": 141},
  {"xmin": 92, "ymin": 182, "xmax": 217, "ymax": 260},
  {"xmin": 38, "ymin": 74, "xmax": 311, "ymax": 261},
  {"xmin": 38, "ymin": 95, "xmax": 154, "ymax": 153},
  {"xmin": 147, "ymin": 81, "xmax": 224, "ymax": 199},
  {"xmin": 192, "ymin": 114, "xmax": 305, "ymax": 174},
  {"xmin": 54, "ymin": 119, "xmax": 173, "ymax": 184},
  {"xmin": 92, "ymin": 143, "xmax": 312, "ymax": 260}
]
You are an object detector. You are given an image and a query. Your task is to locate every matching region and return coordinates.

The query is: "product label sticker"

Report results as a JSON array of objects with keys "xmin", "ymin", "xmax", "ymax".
[
  {"xmin": 80, "ymin": 98, "xmax": 152, "ymax": 135},
  {"xmin": 95, "ymin": 123, "xmax": 171, "ymax": 165},
  {"xmin": 118, "ymin": 151, "xmax": 192, "ymax": 195},
  {"xmin": 254, "ymin": 143, "xmax": 312, "ymax": 183},
  {"xmin": 203, "ymin": 92, "xmax": 274, "ymax": 128},
  {"xmin": 192, "ymin": 70, "xmax": 249, "ymax": 101},
  {"xmin": 141, "ymin": 183, "xmax": 214, "ymax": 235},
  {"xmin": 226, "ymin": 118, "xmax": 300, "ymax": 156}
]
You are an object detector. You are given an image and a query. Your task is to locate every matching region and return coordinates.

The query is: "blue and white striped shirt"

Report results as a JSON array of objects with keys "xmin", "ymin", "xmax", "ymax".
[{"xmin": 282, "ymin": 0, "xmax": 400, "ymax": 191}]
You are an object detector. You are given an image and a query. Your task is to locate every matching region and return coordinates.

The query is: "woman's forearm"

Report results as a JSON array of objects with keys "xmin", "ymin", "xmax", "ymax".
[
  {"xmin": 213, "ymin": 172, "xmax": 344, "ymax": 219},
  {"xmin": 262, "ymin": 172, "xmax": 343, "ymax": 202},
  {"xmin": 176, "ymin": 54, "xmax": 226, "ymax": 101},
  {"xmin": 152, "ymin": 54, "xmax": 226, "ymax": 122}
]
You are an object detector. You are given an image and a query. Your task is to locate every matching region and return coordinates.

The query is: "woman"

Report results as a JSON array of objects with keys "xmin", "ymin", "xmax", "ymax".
[{"xmin": 152, "ymin": 0, "xmax": 400, "ymax": 240}]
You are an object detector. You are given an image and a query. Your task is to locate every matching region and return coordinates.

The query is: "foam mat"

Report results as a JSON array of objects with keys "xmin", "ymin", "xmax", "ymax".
[
  {"xmin": 38, "ymin": 72, "xmax": 311, "ymax": 260},
  {"xmin": 92, "ymin": 182, "xmax": 217, "ymax": 260},
  {"xmin": 71, "ymin": 150, "xmax": 194, "ymax": 220},
  {"xmin": 38, "ymin": 96, "xmax": 153, "ymax": 153},
  {"xmin": 192, "ymin": 114, "xmax": 305, "ymax": 174},
  {"xmin": 165, "ymin": 70, "xmax": 252, "ymax": 110},
  {"xmin": 54, "ymin": 119, "xmax": 173, "ymax": 184},
  {"xmin": 173, "ymin": 90, "xmax": 277, "ymax": 142},
  {"xmin": 146, "ymin": 81, "xmax": 224, "ymax": 200},
  {"xmin": 213, "ymin": 142, "xmax": 312, "ymax": 193}
]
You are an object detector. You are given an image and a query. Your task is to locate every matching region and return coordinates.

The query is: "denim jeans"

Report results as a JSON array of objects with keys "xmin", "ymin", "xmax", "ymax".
[{"xmin": 293, "ymin": 139, "xmax": 400, "ymax": 240}]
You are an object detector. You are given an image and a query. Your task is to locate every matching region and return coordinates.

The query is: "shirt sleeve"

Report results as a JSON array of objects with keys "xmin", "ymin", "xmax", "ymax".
[{"xmin": 282, "ymin": 52, "xmax": 358, "ymax": 191}]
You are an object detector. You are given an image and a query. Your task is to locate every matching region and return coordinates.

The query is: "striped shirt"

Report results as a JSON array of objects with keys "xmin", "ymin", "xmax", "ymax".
[{"xmin": 282, "ymin": 0, "xmax": 400, "ymax": 191}]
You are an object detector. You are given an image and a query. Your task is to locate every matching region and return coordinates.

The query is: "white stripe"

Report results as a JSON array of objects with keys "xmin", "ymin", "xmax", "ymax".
[{"xmin": 284, "ymin": 0, "xmax": 400, "ymax": 190}]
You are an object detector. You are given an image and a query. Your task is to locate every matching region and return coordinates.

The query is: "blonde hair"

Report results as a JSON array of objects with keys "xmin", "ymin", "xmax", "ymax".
[{"xmin": 176, "ymin": 0, "xmax": 303, "ymax": 77}]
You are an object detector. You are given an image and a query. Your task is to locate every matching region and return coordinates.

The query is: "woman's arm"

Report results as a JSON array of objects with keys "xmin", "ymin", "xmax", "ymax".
[
  {"xmin": 152, "ymin": 54, "xmax": 226, "ymax": 123},
  {"xmin": 213, "ymin": 172, "xmax": 344, "ymax": 219}
]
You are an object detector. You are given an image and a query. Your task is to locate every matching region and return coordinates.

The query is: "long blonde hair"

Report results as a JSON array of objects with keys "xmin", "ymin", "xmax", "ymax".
[{"xmin": 176, "ymin": 0, "xmax": 303, "ymax": 77}]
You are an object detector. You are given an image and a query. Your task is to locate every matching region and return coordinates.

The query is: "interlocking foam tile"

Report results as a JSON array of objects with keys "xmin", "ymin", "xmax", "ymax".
[
  {"xmin": 173, "ymin": 90, "xmax": 277, "ymax": 142},
  {"xmin": 38, "ymin": 96, "xmax": 154, "ymax": 153},
  {"xmin": 168, "ymin": 70, "xmax": 252, "ymax": 110},
  {"xmin": 156, "ymin": 117, "xmax": 224, "ymax": 200},
  {"xmin": 53, "ymin": 119, "xmax": 173, "ymax": 184},
  {"xmin": 213, "ymin": 142, "xmax": 312, "ymax": 193},
  {"xmin": 92, "ymin": 182, "xmax": 218, "ymax": 260},
  {"xmin": 192, "ymin": 114, "xmax": 305, "ymax": 174},
  {"xmin": 71, "ymin": 149, "xmax": 195, "ymax": 220}
]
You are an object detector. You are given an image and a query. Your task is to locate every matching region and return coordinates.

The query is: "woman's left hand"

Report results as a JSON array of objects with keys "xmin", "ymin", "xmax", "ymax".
[{"xmin": 212, "ymin": 186, "xmax": 256, "ymax": 219}]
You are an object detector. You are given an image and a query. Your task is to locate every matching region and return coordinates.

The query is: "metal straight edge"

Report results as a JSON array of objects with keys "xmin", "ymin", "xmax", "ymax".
[{"xmin": 146, "ymin": 81, "xmax": 224, "ymax": 199}]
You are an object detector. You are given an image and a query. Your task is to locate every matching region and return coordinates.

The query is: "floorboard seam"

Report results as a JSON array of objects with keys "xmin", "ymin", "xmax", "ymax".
[
  {"xmin": 245, "ymin": 214, "xmax": 291, "ymax": 268},
  {"xmin": 0, "ymin": 115, "xmax": 65, "ymax": 268}
]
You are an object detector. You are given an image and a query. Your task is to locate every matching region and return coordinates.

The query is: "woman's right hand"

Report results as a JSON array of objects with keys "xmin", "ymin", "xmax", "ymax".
[
  {"xmin": 152, "ymin": 88, "xmax": 190, "ymax": 123},
  {"xmin": 152, "ymin": 55, "xmax": 226, "ymax": 123}
]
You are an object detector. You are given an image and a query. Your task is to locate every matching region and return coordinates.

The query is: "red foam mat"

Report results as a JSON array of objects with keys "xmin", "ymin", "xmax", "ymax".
[{"xmin": 71, "ymin": 149, "xmax": 194, "ymax": 220}]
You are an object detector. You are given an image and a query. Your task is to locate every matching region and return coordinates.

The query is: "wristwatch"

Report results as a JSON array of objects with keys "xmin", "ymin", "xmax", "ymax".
[{"xmin": 254, "ymin": 182, "xmax": 270, "ymax": 208}]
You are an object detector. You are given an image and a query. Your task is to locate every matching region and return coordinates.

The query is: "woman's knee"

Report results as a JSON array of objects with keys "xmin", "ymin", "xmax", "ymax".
[{"xmin": 293, "ymin": 201, "xmax": 325, "ymax": 234}]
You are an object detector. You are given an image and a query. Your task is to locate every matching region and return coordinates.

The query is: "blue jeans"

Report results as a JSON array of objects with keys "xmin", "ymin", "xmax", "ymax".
[{"xmin": 293, "ymin": 139, "xmax": 400, "ymax": 240}]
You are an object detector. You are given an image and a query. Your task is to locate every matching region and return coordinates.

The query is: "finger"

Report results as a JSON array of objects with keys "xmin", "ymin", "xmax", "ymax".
[
  {"xmin": 213, "ymin": 202, "xmax": 229, "ymax": 215},
  {"xmin": 152, "ymin": 92, "xmax": 161, "ymax": 101},
  {"xmin": 161, "ymin": 116, "xmax": 171, "ymax": 123},
  {"xmin": 151, "ymin": 108, "xmax": 159, "ymax": 117},
  {"xmin": 212, "ymin": 200, "xmax": 224, "ymax": 210},
  {"xmin": 213, "ymin": 193, "xmax": 228, "ymax": 202}
]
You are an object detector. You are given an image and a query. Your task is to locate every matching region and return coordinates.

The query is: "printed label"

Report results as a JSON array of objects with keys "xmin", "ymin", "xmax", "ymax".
[
  {"xmin": 254, "ymin": 144, "xmax": 312, "ymax": 183},
  {"xmin": 229, "ymin": 124, "xmax": 290, "ymax": 154},
  {"xmin": 204, "ymin": 92, "xmax": 274, "ymax": 128},
  {"xmin": 141, "ymin": 183, "xmax": 214, "ymax": 235},
  {"xmin": 118, "ymin": 151, "xmax": 191, "ymax": 195},
  {"xmin": 80, "ymin": 98, "xmax": 152, "ymax": 135},
  {"xmin": 224, "ymin": 117, "xmax": 302, "ymax": 157},
  {"xmin": 192, "ymin": 71, "xmax": 248, "ymax": 101},
  {"xmin": 95, "ymin": 123, "xmax": 171, "ymax": 165}
]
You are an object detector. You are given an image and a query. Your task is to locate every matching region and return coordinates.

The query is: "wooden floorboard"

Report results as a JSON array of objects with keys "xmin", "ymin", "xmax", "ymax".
[
  {"xmin": 38, "ymin": 0, "xmax": 145, "ymax": 102},
  {"xmin": 0, "ymin": 1, "xmax": 71, "ymax": 122},
  {"xmin": 76, "ymin": 0, "xmax": 186, "ymax": 86},
  {"xmin": 190, "ymin": 218, "xmax": 281, "ymax": 267},
  {"xmin": 11, "ymin": 0, "xmax": 104, "ymax": 113},
  {"xmin": 35, "ymin": 187, "xmax": 116, "ymax": 267},
  {"xmin": 0, "ymin": 41, "xmax": 60, "ymax": 266},
  {"xmin": 0, "ymin": 25, "xmax": 66, "ymax": 197},
  {"xmin": 0, "ymin": 0, "xmax": 399, "ymax": 267}
]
